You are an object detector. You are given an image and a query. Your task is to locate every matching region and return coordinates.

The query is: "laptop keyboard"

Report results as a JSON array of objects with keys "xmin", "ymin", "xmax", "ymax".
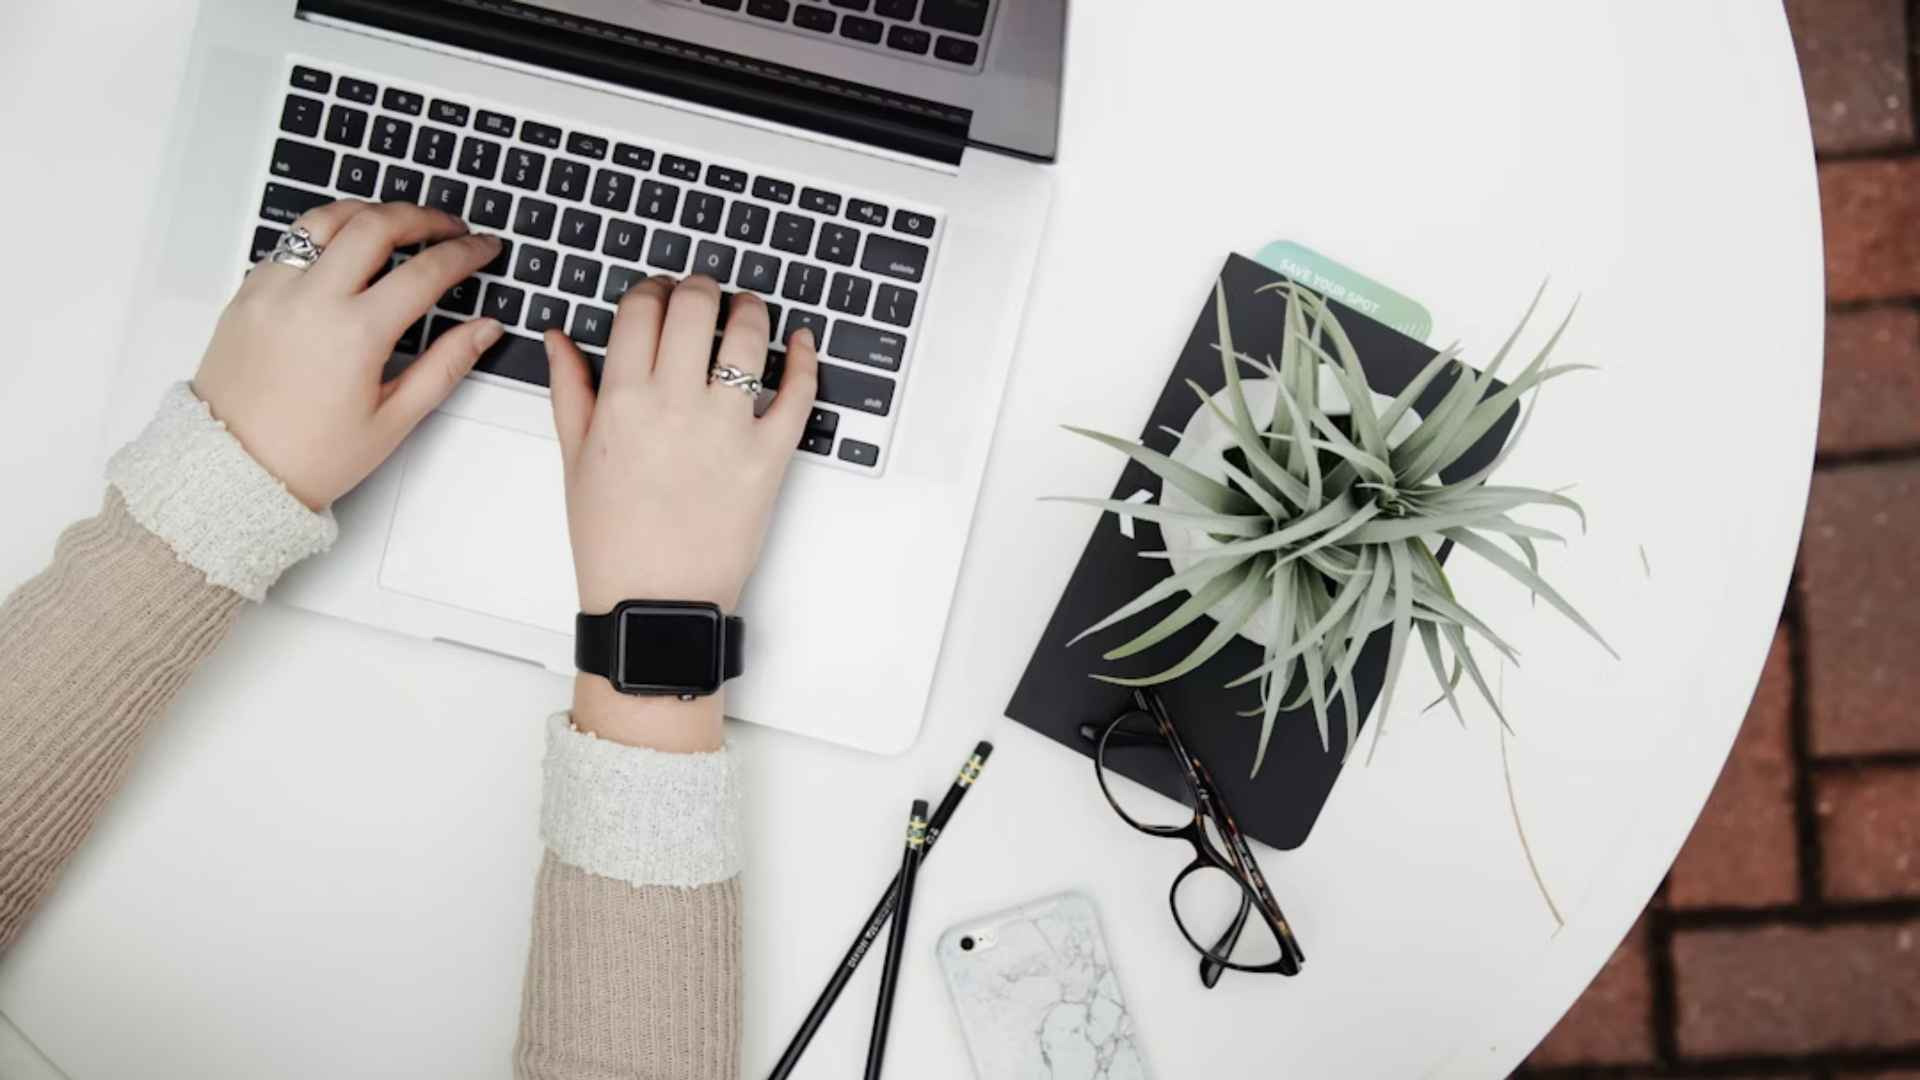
[
  {"xmin": 681, "ymin": 0, "xmax": 995, "ymax": 72},
  {"xmin": 252, "ymin": 60, "xmax": 944, "ymax": 476}
]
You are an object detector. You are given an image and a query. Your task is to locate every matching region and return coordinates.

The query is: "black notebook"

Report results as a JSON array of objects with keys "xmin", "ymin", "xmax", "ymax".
[{"xmin": 1005, "ymin": 253, "xmax": 1518, "ymax": 850}]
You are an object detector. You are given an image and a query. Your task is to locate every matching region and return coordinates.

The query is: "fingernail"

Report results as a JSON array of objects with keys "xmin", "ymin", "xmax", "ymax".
[
  {"xmin": 792, "ymin": 327, "xmax": 816, "ymax": 350},
  {"xmin": 474, "ymin": 319, "xmax": 504, "ymax": 349}
]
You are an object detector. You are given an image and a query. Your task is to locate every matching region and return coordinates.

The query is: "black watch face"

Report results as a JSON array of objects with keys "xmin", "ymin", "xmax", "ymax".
[{"xmin": 615, "ymin": 603, "xmax": 726, "ymax": 695}]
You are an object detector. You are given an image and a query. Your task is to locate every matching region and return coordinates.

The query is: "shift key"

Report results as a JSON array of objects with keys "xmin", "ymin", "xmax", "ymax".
[
  {"xmin": 828, "ymin": 321, "xmax": 907, "ymax": 371},
  {"xmin": 816, "ymin": 361, "xmax": 896, "ymax": 416}
]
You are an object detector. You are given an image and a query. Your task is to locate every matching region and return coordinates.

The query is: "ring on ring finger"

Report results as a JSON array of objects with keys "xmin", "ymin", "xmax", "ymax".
[{"xmin": 709, "ymin": 364, "xmax": 764, "ymax": 398}]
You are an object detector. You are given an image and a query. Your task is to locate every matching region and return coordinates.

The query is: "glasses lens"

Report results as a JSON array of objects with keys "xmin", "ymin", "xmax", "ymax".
[
  {"xmin": 1172, "ymin": 864, "xmax": 1287, "ymax": 970},
  {"xmin": 1096, "ymin": 710, "xmax": 1195, "ymax": 832}
]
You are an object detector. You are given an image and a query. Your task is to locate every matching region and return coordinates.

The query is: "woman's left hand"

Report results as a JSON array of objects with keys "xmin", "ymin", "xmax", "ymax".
[{"xmin": 192, "ymin": 199, "xmax": 506, "ymax": 510}]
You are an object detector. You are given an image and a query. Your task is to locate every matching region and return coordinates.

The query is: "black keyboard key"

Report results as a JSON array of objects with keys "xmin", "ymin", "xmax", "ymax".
[
  {"xmin": 459, "ymin": 136, "xmax": 502, "ymax": 180},
  {"xmin": 660, "ymin": 154, "xmax": 702, "ymax": 183},
  {"xmin": 921, "ymin": 0, "xmax": 987, "ymax": 33},
  {"xmin": 861, "ymin": 234, "xmax": 929, "ymax": 282},
  {"xmin": 503, "ymin": 148, "xmax": 546, "ymax": 191},
  {"xmin": 558, "ymin": 255, "xmax": 603, "ymax": 298},
  {"xmin": 591, "ymin": 169, "xmax": 637, "ymax": 212},
  {"xmin": 250, "ymin": 225, "xmax": 283, "ymax": 264},
  {"xmin": 875, "ymin": 0, "xmax": 915, "ymax": 15},
  {"xmin": 260, "ymin": 182, "xmax": 330, "ymax": 225},
  {"xmin": 325, "ymin": 105, "xmax": 369, "ymax": 148},
  {"xmin": 369, "ymin": 116, "xmax": 412, "ymax": 159},
  {"xmin": 425, "ymin": 176, "xmax": 469, "ymax": 216},
  {"xmin": 933, "ymin": 35, "xmax": 979, "ymax": 65},
  {"xmin": 470, "ymin": 187, "xmax": 513, "ymax": 229},
  {"xmin": 818, "ymin": 362, "xmax": 895, "ymax": 415},
  {"xmin": 476, "ymin": 110, "xmax": 516, "ymax": 138},
  {"xmin": 547, "ymin": 159, "xmax": 590, "ymax": 201},
  {"xmin": 752, "ymin": 176, "xmax": 795, "ymax": 204},
  {"xmin": 840, "ymin": 14, "xmax": 883, "ymax": 42},
  {"xmin": 292, "ymin": 66, "xmax": 332, "ymax": 94},
  {"xmin": 413, "ymin": 126, "xmax": 458, "ymax": 169},
  {"xmin": 571, "ymin": 304, "xmax": 614, "ymax": 347},
  {"xmin": 483, "ymin": 237, "xmax": 514, "ymax": 277},
  {"xmin": 829, "ymin": 0, "xmax": 870, "ymax": 8},
  {"xmin": 725, "ymin": 202, "xmax": 770, "ymax": 245},
  {"xmin": 476, "ymin": 330, "xmax": 550, "ymax": 386},
  {"xmin": 337, "ymin": 76, "xmax": 378, "ymax": 105},
  {"xmin": 558, "ymin": 208, "xmax": 602, "ymax": 250},
  {"xmin": 514, "ymin": 244, "xmax": 558, "ymax": 287},
  {"xmin": 484, "ymin": 281, "xmax": 527, "ymax": 325},
  {"xmin": 271, "ymin": 139, "xmax": 335, "ymax": 186},
  {"xmin": 738, "ymin": 251, "xmax": 782, "ymax": 294},
  {"xmin": 815, "ymin": 223, "xmax": 859, "ymax": 265},
  {"xmin": 784, "ymin": 308, "xmax": 829, "ymax": 350},
  {"xmin": 636, "ymin": 180, "xmax": 680, "ymax": 222},
  {"xmin": 839, "ymin": 439, "xmax": 880, "ymax": 467},
  {"xmin": 806, "ymin": 407, "xmax": 840, "ymax": 436},
  {"xmin": 526, "ymin": 294, "xmax": 570, "ymax": 333},
  {"xmin": 521, "ymin": 121, "xmax": 563, "ymax": 149},
  {"xmin": 398, "ymin": 317, "xmax": 426, "ymax": 354},
  {"xmin": 381, "ymin": 167, "xmax": 425, "ymax": 204},
  {"xmin": 567, "ymin": 133, "xmax": 609, "ymax": 160},
  {"xmin": 692, "ymin": 240, "xmax": 737, "ymax": 282},
  {"xmin": 603, "ymin": 265, "xmax": 646, "ymax": 304},
  {"xmin": 336, "ymin": 155, "xmax": 378, "ymax": 197},
  {"xmin": 383, "ymin": 87, "xmax": 425, "ymax": 115},
  {"xmin": 280, "ymin": 94, "xmax": 324, "ymax": 137},
  {"xmin": 801, "ymin": 432, "xmax": 833, "ymax": 456},
  {"xmin": 827, "ymin": 271, "xmax": 872, "ymax": 315},
  {"xmin": 794, "ymin": 5, "xmax": 836, "ymax": 31},
  {"xmin": 614, "ymin": 143, "xmax": 655, "ymax": 171},
  {"xmin": 893, "ymin": 208, "xmax": 935, "ymax": 237},
  {"xmin": 828, "ymin": 320, "xmax": 906, "ymax": 371},
  {"xmin": 766, "ymin": 302, "xmax": 786, "ymax": 339},
  {"xmin": 771, "ymin": 211, "xmax": 814, "ymax": 254},
  {"xmin": 746, "ymin": 0, "xmax": 791, "ymax": 19},
  {"xmin": 847, "ymin": 198, "xmax": 888, "ymax": 227},
  {"xmin": 430, "ymin": 99, "xmax": 471, "ymax": 127},
  {"xmin": 874, "ymin": 283, "xmax": 918, "ymax": 326},
  {"xmin": 706, "ymin": 165, "xmax": 747, "ymax": 193},
  {"xmin": 886, "ymin": 25, "xmax": 931, "ymax": 54},
  {"xmin": 799, "ymin": 187, "xmax": 842, "ymax": 215},
  {"xmin": 602, "ymin": 220, "xmax": 647, "ymax": 262},
  {"xmin": 440, "ymin": 276, "xmax": 482, "ymax": 315},
  {"xmin": 648, "ymin": 230, "xmax": 692, "ymax": 272},
  {"xmin": 514, "ymin": 198, "xmax": 558, "ymax": 240},
  {"xmin": 702, "ymin": 0, "xmax": 744, "ymax": 8},
  {"xmin": 781, "ymin": 261, "xmax": 827, "ymax": 305},
  {"xmin": 681, "ymin": 190, "xmax": 724, "ymax": 233}
]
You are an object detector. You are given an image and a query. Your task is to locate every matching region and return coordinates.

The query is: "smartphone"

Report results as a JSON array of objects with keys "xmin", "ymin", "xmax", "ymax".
[{"xmin": 936, "ymin": 891, "xmax": 1150, "ymax": 1079}]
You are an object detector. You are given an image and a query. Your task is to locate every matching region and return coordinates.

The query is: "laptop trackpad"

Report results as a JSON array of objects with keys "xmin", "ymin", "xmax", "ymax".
[{"xmin": 378, "ymin": 411, "xmax": 576, "ymax": 635}]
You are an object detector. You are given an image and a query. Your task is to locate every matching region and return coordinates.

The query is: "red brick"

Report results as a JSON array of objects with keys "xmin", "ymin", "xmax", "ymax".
[
  {"xmin": 1526, "ymin": 915, "xmax": 1656, "ymax": 1068},
  {"xmin": 1670, "ymin": 626, "xmax": 1799, "ymax": 907},
  {"xmin": 1674, "ymin": 919, "xmax": 1920, "ymax": 1056},
  {"xmin": 1823, "ymin": 160, "xmax": 1920, "ymax": 303},
  {"xmin": 1821, "ymin": 306, "xmax": 1920, "ymax": 455},
  {"xmin": 1819, "ymin": 765, "xmax": 1920, "ymax": 899},
  {"xmin": 1786, "ymin": 0, "xmax": 1913, "ymax": 153},
  {"xmin": 1801, "ymin": 461, "xmax": 1920, "ymax": 755}
]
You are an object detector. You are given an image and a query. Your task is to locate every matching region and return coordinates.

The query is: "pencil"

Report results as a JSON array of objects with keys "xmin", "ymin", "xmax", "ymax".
[
  {"xmin": 767, "ymin": 741, "xmax": 992, "ymax": 1080},
  {"xmin": 863, "ymin": 799, "xmax": 928, "ymax": 1080}
]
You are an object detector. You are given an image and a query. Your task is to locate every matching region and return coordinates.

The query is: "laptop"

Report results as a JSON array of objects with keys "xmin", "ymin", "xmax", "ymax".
[{"xmin": 104, "ymin": 0, "xmax": 1062, "ymax": 754}]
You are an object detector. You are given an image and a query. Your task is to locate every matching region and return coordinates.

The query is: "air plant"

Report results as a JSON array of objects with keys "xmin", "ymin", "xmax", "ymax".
[{"xmin": 1052, "ymin": 280, "xmax": 1613, "ymax": 776}]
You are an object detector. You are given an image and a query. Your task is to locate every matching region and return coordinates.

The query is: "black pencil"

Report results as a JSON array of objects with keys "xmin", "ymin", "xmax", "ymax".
[
  {"xmin": 863, "ymin": 798, "xmax": 928, "ymax": 1080},
  {"xmin": 767, "ymin": 741, "xmax": 992, "ymax": 1080}
]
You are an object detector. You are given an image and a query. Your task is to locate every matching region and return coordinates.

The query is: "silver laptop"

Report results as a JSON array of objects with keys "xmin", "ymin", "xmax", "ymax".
[{"xmin": 105, "ymin": 0, "xmax": 1062, "ymax": 754}]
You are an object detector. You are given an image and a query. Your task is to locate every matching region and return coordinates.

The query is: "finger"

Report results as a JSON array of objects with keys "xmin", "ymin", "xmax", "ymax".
[
  {"xmin": 654, "ymin": 274, "xmax": 724, "ymax": 391},
  {"xmin": 545, "ymin": 329, "xmax": 595, "ymax": 469},
  {"xmin": 362, "ymin": 232, "xmax": 503, "ymax": 337},
  {"xmin": 379, "ymin": 317, "xmax": 504, "ymax": 435},
  {"xmin": 309, "ymin": 202, "xmax": 470, "ymax": 294},
  {"xmin": 602, "ymin": 275, "xmax": 672, "ymax": 396},
  {"xmin": 760, "ymin": 327, "xmax": 820, "ymax": 448},
  {"xmin": 714, "ymin": 291, "xmax": 772, "ymax": 388},
  {"xmin": 246, "ymin": 199, "xmax": 373, "ymax": 289}
]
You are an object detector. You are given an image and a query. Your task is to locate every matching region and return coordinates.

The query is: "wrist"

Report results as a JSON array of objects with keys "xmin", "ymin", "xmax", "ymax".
[{"xmin": 571, "ymin": 673, "xmax": 726, "ymax": 752}]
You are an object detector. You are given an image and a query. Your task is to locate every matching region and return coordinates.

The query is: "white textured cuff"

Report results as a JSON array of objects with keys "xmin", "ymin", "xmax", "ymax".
[
  {"xmin": 106, "ymin": 383, "xmax": 337, "ymax": 602},
  {"xmin": 540, "ymin": 713, "xmax": 744, "ymax": 888}
]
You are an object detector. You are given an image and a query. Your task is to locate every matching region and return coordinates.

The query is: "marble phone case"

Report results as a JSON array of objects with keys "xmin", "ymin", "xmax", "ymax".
[{"xmin": 937, "ymin": 891, "xmax": 1150, "ymax": 1080}]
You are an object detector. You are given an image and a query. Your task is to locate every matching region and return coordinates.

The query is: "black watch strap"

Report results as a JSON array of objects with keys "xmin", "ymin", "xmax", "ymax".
[{"xmin": 574, "ymin": 606, "xmax": 745, "ymax": 689}]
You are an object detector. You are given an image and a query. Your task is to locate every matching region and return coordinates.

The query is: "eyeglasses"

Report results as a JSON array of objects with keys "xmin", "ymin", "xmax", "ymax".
[{"xmin": 1079, "ymin": 688, "xmax": 1305, "ymax": 987}]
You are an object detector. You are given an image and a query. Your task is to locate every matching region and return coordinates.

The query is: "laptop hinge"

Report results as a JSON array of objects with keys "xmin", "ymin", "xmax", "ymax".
[{"xmin": 294, "ymin": 0, "xmax": 971, "ymax": 165}]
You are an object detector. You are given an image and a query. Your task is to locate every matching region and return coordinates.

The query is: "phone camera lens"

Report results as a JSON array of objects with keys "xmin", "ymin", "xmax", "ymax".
[{"xmin": 959, "ymin": 936, "xmax": 975, "ymax": 952}]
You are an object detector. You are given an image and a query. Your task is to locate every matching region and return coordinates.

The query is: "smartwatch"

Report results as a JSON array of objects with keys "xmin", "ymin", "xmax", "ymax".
[{"xmin": 575, "ymin": 600, "xmax": 745, "ymax": 698}]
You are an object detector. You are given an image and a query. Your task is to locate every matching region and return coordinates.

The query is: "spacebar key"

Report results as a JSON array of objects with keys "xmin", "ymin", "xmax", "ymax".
[
  {"xmin": 816, "ymin": 360, "xmax": 895, "ymax": 416},
  {"xmin": 475, "ymin": 331, "xmax": 550, "ymax": 387}
]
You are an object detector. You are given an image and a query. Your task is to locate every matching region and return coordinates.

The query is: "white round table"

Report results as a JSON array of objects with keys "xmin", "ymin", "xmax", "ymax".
[{"xmin": 0, "ymin": 3, "xmax": 1822, "ymax": 1077}]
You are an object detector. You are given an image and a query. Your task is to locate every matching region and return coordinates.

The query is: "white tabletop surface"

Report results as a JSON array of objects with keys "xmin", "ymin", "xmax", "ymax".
[{"xmin": 0, "ymin": 3, "xmax": 1823, "ymax": 1077}]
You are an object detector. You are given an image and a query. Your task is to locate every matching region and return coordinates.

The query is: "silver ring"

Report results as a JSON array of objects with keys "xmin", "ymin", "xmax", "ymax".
[
  {"xmin": 709, "ymin": 364, "xmax": 764, "ymax": 397},
  {"xmin": 269, "ymin": 226, "xmax": 325, "ymax": 271}
]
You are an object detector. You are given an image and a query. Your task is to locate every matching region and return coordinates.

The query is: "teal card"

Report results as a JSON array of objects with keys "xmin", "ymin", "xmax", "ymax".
[{"xmin": 1254, "ymin": 240, "xmax": 1433, "ymax": 342}]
